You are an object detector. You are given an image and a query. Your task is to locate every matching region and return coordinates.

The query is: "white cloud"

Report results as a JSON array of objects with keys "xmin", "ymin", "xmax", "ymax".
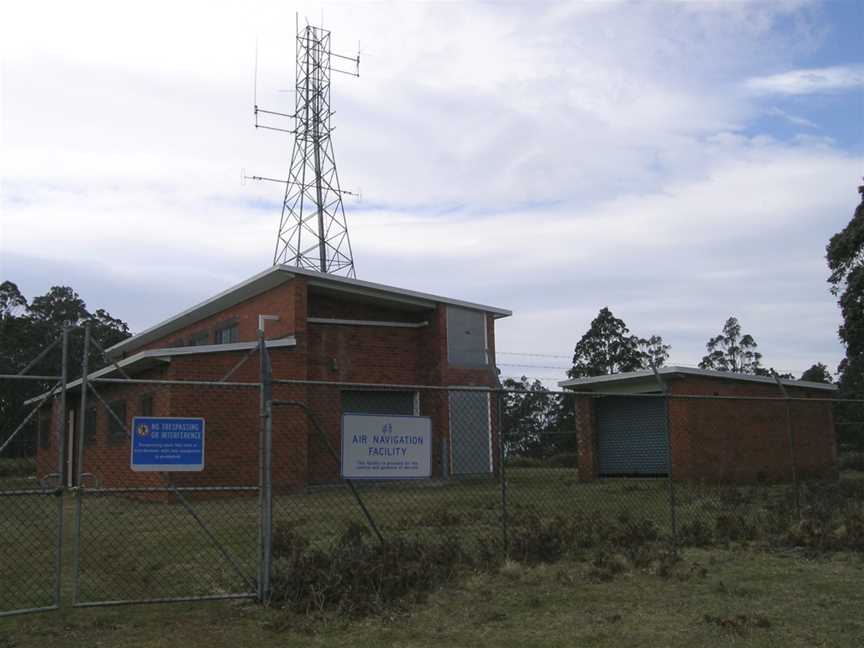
[
  {"xmin": 1, "ymin": 0, "xmax": 860, "ymax": 381},
  {"xmin": 767, "ymin": 107, "xmax": 818, "ymax": 128},
  {"xmin": 746, "ymin": 65, "xmax": 864, "ymax": 95}
]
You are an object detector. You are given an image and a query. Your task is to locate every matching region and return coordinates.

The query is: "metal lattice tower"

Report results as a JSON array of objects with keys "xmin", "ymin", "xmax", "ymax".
[{"xmin": 253, "ymin": 21, "xmax": 359, "ymax": 277}]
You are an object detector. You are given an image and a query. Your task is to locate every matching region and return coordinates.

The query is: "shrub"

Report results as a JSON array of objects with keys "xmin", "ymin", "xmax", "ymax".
[
  {"xmin": 269, "ymin": 522, "xmax": 476, "ymax": 617},
  {"xmin": 415, "ymin": 506, "xmax": 464, "ymax": 528},
  {"xmin": 780, "ymin": 480, "xmax": 864, "ymax": 551},
  {"xmin": 508, "ymin": 514, "xmax": 579, "ymax": 564},
  {"xmin": 839, "ymin": 452, "xmax": 864, "ymax": 472},
  {"xmin": 678, "ymin": 519, "xmax": 714, "ymax": 547},
  {"xmin": 507, "ymin": 511, "xmax": 664, "ymax": 565},
  {"xmin": 714, "ymin": 512, "xmax": 763, "ymax": 543},
  {"xmin": 505, "ymin": 456, "xmax": 545, "ymax": 469},
  {"xmin": 546, "ymin": 453, "xmax": 579, "ymax": 469},
  {"xmin": 0, "ymin": 458, "xmax": 33, "ymax": 479}
]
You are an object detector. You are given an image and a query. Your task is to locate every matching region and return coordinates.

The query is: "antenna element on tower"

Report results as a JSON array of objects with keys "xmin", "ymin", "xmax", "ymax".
[{"xmin": 250, "ymin": 19, "xmax": 360, "ymax": 277}]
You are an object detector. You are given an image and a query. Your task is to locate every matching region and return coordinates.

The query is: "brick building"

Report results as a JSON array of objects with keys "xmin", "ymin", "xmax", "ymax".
[
  {"xmin": 559, "ymin": 367, "xmax": 838, "ymax": 483},
  {"xmin": 36, "ymin": 265, "xmax": 511, "ymax": 489}
]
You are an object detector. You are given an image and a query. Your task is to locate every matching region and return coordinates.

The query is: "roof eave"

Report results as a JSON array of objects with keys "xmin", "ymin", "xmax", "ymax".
[
  {"xmin": 106, "ymin": 266, "xmax": 293, "ymax": 358},
  {"xmin": 558, "ymin": 366, "xmax": 839, "ymax": 392},
  {"xmin": 107, "ymin": 265, "xmax": 512, "ymax": 358}
]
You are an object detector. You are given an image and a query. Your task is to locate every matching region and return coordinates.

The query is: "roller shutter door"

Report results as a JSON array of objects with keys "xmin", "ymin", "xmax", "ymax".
[{"xmin": 596, "ymin": 396, "xmax": 668, "ymax": 476}]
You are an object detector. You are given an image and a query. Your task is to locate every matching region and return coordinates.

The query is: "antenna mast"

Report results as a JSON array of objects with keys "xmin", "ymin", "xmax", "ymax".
[{"xmin": 253, "ymin": 18, "xmax": 360, "ymax": 277}]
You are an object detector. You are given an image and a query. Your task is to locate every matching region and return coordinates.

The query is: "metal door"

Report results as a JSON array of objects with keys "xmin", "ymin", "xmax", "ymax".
[
  {"xmin": 448, "ymin": 390, "xmax": 492, "ymax": 475},
  {"xmin": 596, "ymin": 396, "xmax": 668, "ymax": 476}
]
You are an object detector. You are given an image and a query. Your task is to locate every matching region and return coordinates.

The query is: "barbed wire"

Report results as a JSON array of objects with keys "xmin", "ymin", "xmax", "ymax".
[
  {"xmin": 497, "ymin": 350, "xmax": 572, "ymax": 360},
  {"xmin": 498, "ymin": 353, "xmax": 812, "ymax": 379},
  {"xmin": 498, "ymin": 362, "xmax": 571, "ymax": 371}
]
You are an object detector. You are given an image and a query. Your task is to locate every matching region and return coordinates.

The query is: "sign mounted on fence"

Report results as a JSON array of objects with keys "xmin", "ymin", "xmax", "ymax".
[
  {"xmin": 130, "ymin": 417, "xmax": 205, "ymax": 472},
  {"xmin": 341, "ymin": 414, "xmax": 432, "ymax": 480}
]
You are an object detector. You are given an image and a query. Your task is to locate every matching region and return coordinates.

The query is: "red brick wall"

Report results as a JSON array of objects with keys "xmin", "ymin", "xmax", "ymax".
[
  {"xmin": 574, "ymin": 396, "xmax": 596, "ymax": 482},
  {"xmin": 667, "ymin": 376, "xmax": 836, "ymax": 482},
  {"xmin": 35, "ymin": 398, "xmax": 63, "ymax": 481},
  {"xmin": 306, "ymin": 323, "xmax": 423, "ymax": 384},
  {"xmin": 165, "ymin": 383, "xmax": 263, "ymax": 489}
]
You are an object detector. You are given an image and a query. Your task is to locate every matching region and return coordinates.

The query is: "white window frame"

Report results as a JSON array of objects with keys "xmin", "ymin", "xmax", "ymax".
[{"xmin": 446, "ymin": 307, "xmax": 489, "ymax": 368}]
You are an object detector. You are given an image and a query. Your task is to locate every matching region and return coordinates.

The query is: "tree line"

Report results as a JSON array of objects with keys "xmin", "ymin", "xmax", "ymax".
[{"xmin": 0, "ymin": 282, "xmax": 130, "ymax": 456}]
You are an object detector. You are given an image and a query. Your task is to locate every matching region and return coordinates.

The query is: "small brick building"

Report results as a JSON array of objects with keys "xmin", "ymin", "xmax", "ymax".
[
  {"xmin": 36, "ymin": 265, "xmax": 511, "ymax": 489},
  {"xmin": 559, "ymin": 367, "xmax": 838, "ymax": 483}
]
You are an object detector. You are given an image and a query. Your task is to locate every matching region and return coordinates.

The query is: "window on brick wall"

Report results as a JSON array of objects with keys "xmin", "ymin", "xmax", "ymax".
[
  {"xmin": 107, "ymin": 401, "xmax": 127, "ymax": 446},
  {"xmin": 139, "ymin": 394, "xmax": 154, "ymax": 417},
  {"xmin": 446, "ymin": 306, "xmax": 488, "ymax": 368},
  {"xmin": 215, "ymin": 322, "xmax": 239, "ymax": 344},
  {"xmin": 188, "ymin": 331, "xmax": 209, "ymax": 346},
  {"xmin": 38, "ymin": 412, "xmax": 51, "ymax": 449},
  {"xmin": 83, "ymin": 407, "xmax": 97, "ymax": 447}
]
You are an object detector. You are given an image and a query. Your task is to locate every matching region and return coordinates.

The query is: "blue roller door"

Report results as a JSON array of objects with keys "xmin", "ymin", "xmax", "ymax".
[{"xmin": 596, "ymin": 396, "xmax": 668, "ymax": 476}]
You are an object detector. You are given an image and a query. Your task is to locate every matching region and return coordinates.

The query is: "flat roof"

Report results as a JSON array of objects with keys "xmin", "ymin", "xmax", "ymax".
[
  {"xmin": 558, "ymin": 366, "xmax": 838, "ymax": 392},
  {"xmin": 107, "ymin": 265, "xmax": 512, "ymax": 358}
]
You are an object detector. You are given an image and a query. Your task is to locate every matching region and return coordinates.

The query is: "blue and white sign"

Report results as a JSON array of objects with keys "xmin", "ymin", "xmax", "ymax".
[
  {"xmin": 130, "ymin": 417, "xmax": 205, "ymax": 472},
  {"xmin": 341, "ymin": 414, "xmax": 432, "ymax": 480}
]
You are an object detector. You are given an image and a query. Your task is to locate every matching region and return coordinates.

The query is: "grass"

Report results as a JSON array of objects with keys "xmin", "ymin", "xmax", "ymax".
[
  {"xmin": 0, "ymin": 458, "xmax": 35, "ymax": 480},
  {"xmin": 1, "ymin": 467, "xmax": 862, "ymax": 644},
  {"xmin": 2, "ymin": 548, "xmax": 863, "ymax": 647}
]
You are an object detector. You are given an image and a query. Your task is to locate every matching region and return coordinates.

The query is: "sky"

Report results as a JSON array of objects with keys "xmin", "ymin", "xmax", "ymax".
[{"xmin": 1, "ymin": 0, "xmax": 862, "ymax": 384}]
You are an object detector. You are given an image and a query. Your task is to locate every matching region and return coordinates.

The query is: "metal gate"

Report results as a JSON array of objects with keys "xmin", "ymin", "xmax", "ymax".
[
  {"xmin": 0, "ymin": 327, "xmax": 264, "ymax": 617},
  {"xmin": 596, "ymin": 395, "xmax": 669, "ymax": 476},
  {"xmin": 69, "ymin": 329, "xmax": 261, "ymax": 607}
]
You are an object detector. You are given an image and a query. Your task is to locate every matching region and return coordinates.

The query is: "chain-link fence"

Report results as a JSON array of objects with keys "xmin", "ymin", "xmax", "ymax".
[
  {"xmin": 2, "ymin": 331, "xmax": 863, "ymax": 617},
  {"xmin": 0, "ymin": 330, "xmax": 69, "ymax": 618},
  {"xmin": 73, "ymin": 377, "xmax": 261, "ymax": 606}
]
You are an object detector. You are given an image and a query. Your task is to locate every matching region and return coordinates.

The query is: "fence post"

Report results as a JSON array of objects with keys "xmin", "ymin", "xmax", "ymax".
[
  {"xmin": 72, "ymin": 324, "xmax": 90, "ymax": 604},
  {"xmin": 774, "ymin": 375, "xmax": 801, "ymax": 519},
  {"xmin": 53, "ymin": 326, "xmax": 69, "ymax": 607},
  {"xmin": 497, "ymin": 390, "xmax": 509, "ymax": 558},
  {"xmin": 258, "ymin": 329, "xmax": 273, "ymax": 604},
  {"xmin": 650, "ymin": 364, "xmax": 678, "ymax": 552}
]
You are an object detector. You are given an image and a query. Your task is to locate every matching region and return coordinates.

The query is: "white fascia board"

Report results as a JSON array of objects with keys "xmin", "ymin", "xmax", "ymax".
[
  {"xmin": 151, "ymin": 337, "xmax": 295, "ymax": 357},
  {"xmin": 26, "ymin": 337, "xmax": 296, "ymax": 404},
  {"xmin": 558, "ymin": 365, "xmax": 839, "ymax": 392},
  {"xmin": 307, "ymin": 317, "xmax": 429, "ymax": 328}
]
